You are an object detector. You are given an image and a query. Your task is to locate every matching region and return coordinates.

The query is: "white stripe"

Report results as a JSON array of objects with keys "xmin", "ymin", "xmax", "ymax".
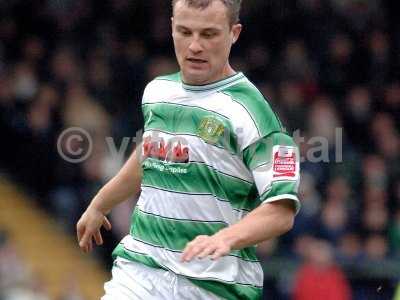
[
  {"xmin": 252, "ymin": 164, "xmax": 273, "ymax": 196},
  {"xmin": 120, "ymin": 235, "xmax": 263, "ymax": 287},
  {"xmin": 261, "ymin": 194, "xmax": 301, "ymax": 214},
  {"xmin": 143, "ymin": 80, "xmax": 184, "ymax": 104},
  {"xmin": 138, "ymin": 187, "xmax": 240, "ymax": 225},
  {"xmin": 143, "ymin": 130, "xmax": 253, "ymax": 182}
]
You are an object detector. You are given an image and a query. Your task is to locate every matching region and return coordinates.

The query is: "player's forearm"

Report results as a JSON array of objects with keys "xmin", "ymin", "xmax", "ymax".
[
  {"xmin": 88, "ymin": 149, "xmax": 142, "ymax": 215},
  {"xmin": 215, "ymin": 199, "xmax": 295, "ymax": 250}
]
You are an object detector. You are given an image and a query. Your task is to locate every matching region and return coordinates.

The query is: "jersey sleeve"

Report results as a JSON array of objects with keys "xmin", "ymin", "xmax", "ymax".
[
  {"xmin": 243, "ymin": 132, "xmax": 301, "ymax": 214},
  {"xmin": 221, "ymin": 81, "xmax": 300, "ymax": 213}
]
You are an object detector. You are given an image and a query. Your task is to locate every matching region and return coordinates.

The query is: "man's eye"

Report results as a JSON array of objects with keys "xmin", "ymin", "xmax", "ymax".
[
  {"xmin": 202, "ymin": 32, "xmax": 216, "ymax": 38},
  {"xmin": 181, "ymin": 31, "xmax": 191, "ymax": 36}
]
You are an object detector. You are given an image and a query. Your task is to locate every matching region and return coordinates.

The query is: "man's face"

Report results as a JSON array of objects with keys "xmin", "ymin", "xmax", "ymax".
[{"xmin": 172, "ymin": 0, "xmax": 242, "ymax": 85}]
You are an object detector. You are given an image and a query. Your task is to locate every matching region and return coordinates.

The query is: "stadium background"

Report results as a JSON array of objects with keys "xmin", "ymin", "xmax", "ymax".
[{"xmin": 0, "ymin": 0, "xmax": 399, "ymax": 299}]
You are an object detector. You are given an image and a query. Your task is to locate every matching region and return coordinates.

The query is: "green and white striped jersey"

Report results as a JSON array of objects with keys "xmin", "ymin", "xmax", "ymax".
[{"xmin": 113, "ymin": 72, "xmax": 300, "ymax": 300}]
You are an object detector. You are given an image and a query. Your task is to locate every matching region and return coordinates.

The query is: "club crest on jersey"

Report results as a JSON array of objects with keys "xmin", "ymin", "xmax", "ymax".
[
  {"xmin": 273, "ymin": 146, "xmax": 296, "ymax": 178},
  {"xmin": 197, "ymin": 116, "xmax": 225, "ymax": 144}
]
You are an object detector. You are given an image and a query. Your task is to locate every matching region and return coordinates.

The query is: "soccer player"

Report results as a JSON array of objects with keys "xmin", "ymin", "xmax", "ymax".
[{"xmin": 76, "ymin": 0, "xmax": 301, "ymax": 299}]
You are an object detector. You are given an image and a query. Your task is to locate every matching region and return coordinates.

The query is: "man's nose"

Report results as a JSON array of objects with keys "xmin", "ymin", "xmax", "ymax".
[{"xmin": 188, "ymin": 38, "xmax": 203, "ymax": 53}]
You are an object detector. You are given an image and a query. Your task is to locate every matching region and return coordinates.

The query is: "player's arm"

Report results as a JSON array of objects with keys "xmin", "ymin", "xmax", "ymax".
[
  {"xmin": 182, "ymin": 199, "xmax": 295, "ymax": 261},
  {"xmin": 77, "ymin": 146, "xmax": 142, "ymax": 253},
  {"xmin": 182, "ymin": 132, "xmax": 300, "ymax": 261}
]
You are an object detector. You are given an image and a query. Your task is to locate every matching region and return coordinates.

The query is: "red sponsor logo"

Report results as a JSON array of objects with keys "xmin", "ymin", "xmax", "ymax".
[
  {"xmin": 143, "ymin": 137, "xmax": 189, "ymax": 163},
  {"xmin": 171, "ymin": 142, "xmax": 189, "ymax": 163},
  {"xmin": 273, "ymin": 147, "xmax": 296, "ymax": 178}
]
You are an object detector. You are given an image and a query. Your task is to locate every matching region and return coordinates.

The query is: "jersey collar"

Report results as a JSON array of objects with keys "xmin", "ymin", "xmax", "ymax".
[{"xmin": 181, "ymin": 72, "xmax": 245, "ymax": 92}]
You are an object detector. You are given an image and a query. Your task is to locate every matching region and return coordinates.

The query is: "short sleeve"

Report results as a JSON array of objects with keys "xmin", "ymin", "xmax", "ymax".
[{"xmin": 243, "ymin": 132, "xmax": 301, "ymax": 214}]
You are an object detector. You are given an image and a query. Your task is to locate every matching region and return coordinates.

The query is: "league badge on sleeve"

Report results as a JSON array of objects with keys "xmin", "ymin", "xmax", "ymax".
[{"xmin": 272, "ymin": 146, "xmax": 298, "ymax": 178}]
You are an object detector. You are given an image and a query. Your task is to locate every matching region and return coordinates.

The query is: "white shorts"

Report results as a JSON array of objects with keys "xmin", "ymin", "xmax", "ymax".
[{"xmin": 101, "ymin": 257, "xmax": 221, "ymax": 300}]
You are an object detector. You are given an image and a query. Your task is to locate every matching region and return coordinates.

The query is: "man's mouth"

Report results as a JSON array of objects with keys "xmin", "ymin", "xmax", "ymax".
[{"xmin": 187, "ymin": 58, "xmax": 207, "ymax": 63}]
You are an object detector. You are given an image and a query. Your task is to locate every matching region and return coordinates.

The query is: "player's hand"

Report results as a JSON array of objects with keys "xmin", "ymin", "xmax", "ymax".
[
  {"xmin": 76, "ymin": 207, "xmax": 112, "ymax": 253},
  {"xmin": 181, "ymin": 234, "xmax": 234, "ymax": 262}
]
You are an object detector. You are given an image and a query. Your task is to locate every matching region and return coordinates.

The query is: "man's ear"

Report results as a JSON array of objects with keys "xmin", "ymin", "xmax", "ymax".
[{"xmin": 231, "ymin": 23, "xmax": 242, "ymax": 44}]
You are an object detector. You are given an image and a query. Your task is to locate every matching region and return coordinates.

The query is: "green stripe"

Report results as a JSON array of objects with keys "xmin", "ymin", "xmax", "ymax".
[
  {"xmin": 221, "ymin": 81, "xmax": 282, "ymax": 137},
  {"xmin": 130, "ymin": 208, "xmax": 227, "ymax": 250},
  {"xmin": 232, "ymin": 247, "xmax": 259, "ymax": 262},
  {"xmin": 142, "ymin": 102, "xmax": 239, "ymax": 154},
  {"xmin": 259, "ymin": 181, "xmax": 298, "ymax": 202},
  {"xmin": 112, "ymin": 243, "xmax": 163, "ymax": 269},
  {"xmin": 243, "ymin": 132, "xmax": 297, "ymax": 170},
  {"xmin": 189, "ymin": 278, "xmax": 262, "ymax": 300},
  {"xmin": 114, "ymin": 245, "xmax": 158, "ymax": 266},
  {"xmin": 155, "ymin": 72, "xmax": 181, "ymax": 82},
  {"xmin": 137, "ymin": 209, "xmax": 228, "ymax": 225},
  {"xmin": 130, "ymin": 208, "xmax": 258, "ymax": 262},
  {"xmin": 142, "ymin": 158, "xmax": 260, "ymax": 211}
]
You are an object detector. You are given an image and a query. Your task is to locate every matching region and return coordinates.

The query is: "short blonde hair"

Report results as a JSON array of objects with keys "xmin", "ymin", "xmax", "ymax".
[{"xmin": 172, "ymin": 0, "xmax": 242, "ymax": 26}]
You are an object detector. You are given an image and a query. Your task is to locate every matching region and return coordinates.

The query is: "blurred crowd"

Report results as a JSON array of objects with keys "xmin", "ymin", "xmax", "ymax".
[
  {"xmin": 0, "ymin": 230, "xmax": 48, "ymax": 300},
  {"xmin": 0, "ymin": 230, "xmax": 84, "ymax": 300},
  {"xmin": 0, "ymin": 0, "xmax": 399, "ymax": 299}
]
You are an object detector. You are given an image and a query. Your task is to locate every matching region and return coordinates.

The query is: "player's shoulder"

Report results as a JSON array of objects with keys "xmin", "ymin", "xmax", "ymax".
[
  {"xmin": 154, "ymin": 72, "xmax": 181, "ymax": 83},
  {"xmin": 142, "ymin": 72, "xmax": 181, "ymax": 102},
  {"xmin": 220, "ymin": 77, "xmax": 272, "ymax": 115},
  {"xmin": 220, "ymin": 77, "xmax": 283, "ymax": 137},
  {"xmin": 145, "ymin": 71, "xmax": 181, "ymax": 90}
]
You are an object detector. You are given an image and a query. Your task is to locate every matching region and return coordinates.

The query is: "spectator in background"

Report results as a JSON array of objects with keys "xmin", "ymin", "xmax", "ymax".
[
  {"xmin": 50, "ymin": 46, "xmax": 82, "ymax": 89},
  {"xmin": 87, "ymin": 47, "xmax": 113, "ymax": 113},
  {"xmin": 337, "ymin": 232, "xmax": 363, "ymax": 264},
  {"xmin": 343, "ymin": 86, "xmax": 373, "ymax": 151},
  {"xmin": 318, "ymin": 177, "xmax": 354, "ymax": 245},
  {"xmin": 244, "ymin": 43, "xmax": 271, "ymax": 82},
  {"xmin": 318, "ymin": 197, "xmax": 349, "ymax": 244},
  {"xmin": 320, "ymin": 33, "xmax": 356, "ymax": 96},
  {"xmin": 364, "ymin": 234, "xmax": 389, "ymax": 261},
  {"xmin": 279, "ymin": 39, "xmax": 315, "ymax": 83},
  {"xmin": 329, "ymin": 0, "xmax": 384, "ymax": 35},
  {"xmin": 362, "ymin": 155, "xmax": 388, "ymax": 191},
  {"xmin": 11, "ymin": 62, "xmax": 38, "ymax": 102},
  {"xmin": 290, "ymin": 172, "xmax": 321, "ymax": 238},
  {"xmin": 278, "ymin": 81, "xmax": 307, "ymax": 133},
  {"xmin": 367, "ymin": 30, "xmax": 392, "ymax": 89},
  {"xmin": 361, "ymin": 194, "xmax": 388, "ymax": 236},
  {"xmin": 383, "ymin": 82, "xmax": 400, "ymax": 120},
  {"xmin": 293, "ymin": 238, "xmax": 352, "ymax": 300},
  {"xmin": 370, "ymin": 113, "xmax": 400, "ymax": 175}
]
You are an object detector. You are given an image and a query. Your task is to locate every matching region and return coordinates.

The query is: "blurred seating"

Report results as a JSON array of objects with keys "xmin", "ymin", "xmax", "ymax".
[{"xmin": 0, "ymin": 177, "xmax": 108, "ymax": 299}]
